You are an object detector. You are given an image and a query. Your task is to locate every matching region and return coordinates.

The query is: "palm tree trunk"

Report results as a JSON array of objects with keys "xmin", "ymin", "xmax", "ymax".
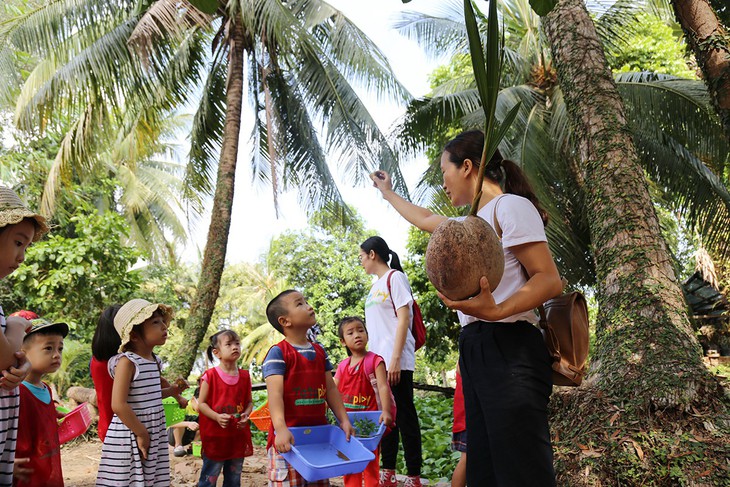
[
  {"xmin": 672, "ymin": 0, "xmax": 730, "ymax": 140},
  {"xmin": 169, "ymin": 16, "xmax": 246, "ymax": 377},
  {"xmin": 543, "ymin": 0, "xmax": 715, "ymax": 406}
]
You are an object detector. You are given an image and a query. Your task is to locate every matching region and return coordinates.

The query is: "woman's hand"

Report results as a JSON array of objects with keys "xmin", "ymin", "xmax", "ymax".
[
  {"xmin": 438, "ymin": 276, "xmax": 504, "ymax": 322},
  {"xmin": 370, "ymin": 170, "xmax": 393, "ymax": 194},
  {"xmin": 136, "ymin": 429, "xmax": 151, "ymax": 460},
  {"xmin": 387, "ymin": 358, "xmax": 402, "ymax": 386}
]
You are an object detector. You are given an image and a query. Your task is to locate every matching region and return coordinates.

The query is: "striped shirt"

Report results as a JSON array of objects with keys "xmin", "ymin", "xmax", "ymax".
[
  {"xmin": 96, "ymin": 352, "xmax": 169, "ymax": 486},
  {"xmin": 0, "ymin": 306, "xmax": 18, "ymax": 487}
]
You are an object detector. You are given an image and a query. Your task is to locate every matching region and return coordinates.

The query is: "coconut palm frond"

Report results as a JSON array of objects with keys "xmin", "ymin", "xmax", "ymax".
[
  {"xmin": 127, "ymin": 0, "xmax": 209, "ymax": 58},
  {"xmin": 310, "ymin": 7, "xmax": 411, "ymax": 104},
  {"xmin": 186, "ymin": 53, "xmax": 227, "ymax": 203},
  {"xmin": 391, "ymin": 1, "xmax": 466, "ymax": 61}
]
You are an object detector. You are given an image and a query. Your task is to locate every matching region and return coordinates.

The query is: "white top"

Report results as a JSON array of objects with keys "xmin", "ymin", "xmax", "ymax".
[
  {"xmin": 364, "ymin": 270, "xmax": 416, "ymax": 371},
  {"xmin": 457, "ymin": 194, "xmax": 547, "ymax": 327}
]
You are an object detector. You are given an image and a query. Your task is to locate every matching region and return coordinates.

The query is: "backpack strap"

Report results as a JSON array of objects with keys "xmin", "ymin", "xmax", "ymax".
[
  {"xmin": 385, "ymin": 270, "xmax": 398, "ymax": 318},
  {"xmin": 491, "ymin": 194, "xmax": 508, "ymax": 239},
  {"xmin": 362, "ymin": 351, "xmax": 377, "ymax": 378}
]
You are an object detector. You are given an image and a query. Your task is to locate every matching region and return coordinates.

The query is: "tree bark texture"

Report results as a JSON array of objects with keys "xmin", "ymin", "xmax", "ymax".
[
  {"xmin": 673, "ymin": 0, "xmax": 730, "ymax": 140},
  {"xmin": 170, "ymin": 16, "xmax": 246, "ymax": 378},
  {"xmin": 543, "ymin": 0, "xmax": 712, "ymax": 407}
]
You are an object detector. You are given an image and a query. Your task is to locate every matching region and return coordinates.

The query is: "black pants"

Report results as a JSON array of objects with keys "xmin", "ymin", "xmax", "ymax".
[
  {"xmin": 459, "ymin": 321, "xmax": 556, "ymax": 486},
  {"xmin": 380, "ymin": 370, "xmax": 422, "ymax": 476}
]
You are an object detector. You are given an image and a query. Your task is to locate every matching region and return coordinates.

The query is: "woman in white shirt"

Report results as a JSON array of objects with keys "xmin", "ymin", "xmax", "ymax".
[
  {"xmin": 359, "ymin": 236, "xmax": 422, "ymax": 487},
  {"xmin": 370, "ymin": 130, "xmax": 562, "ymax": 487}
]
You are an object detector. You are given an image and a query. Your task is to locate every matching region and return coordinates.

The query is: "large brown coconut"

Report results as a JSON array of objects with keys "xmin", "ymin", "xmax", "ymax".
[{"xmin": 425, "ymin": 216, "xmax": 504, "ymax": 301}]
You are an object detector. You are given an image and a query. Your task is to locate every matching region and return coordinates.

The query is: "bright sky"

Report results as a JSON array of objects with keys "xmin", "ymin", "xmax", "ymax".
[{"xmin": 181, "ymin": 0, "xmax": 450, "ymax": 265}]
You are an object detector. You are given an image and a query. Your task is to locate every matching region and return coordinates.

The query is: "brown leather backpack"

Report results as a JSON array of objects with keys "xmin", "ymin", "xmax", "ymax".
[
  {"xmin": 538, "ymin": 292, "xmax": 590, "ymax": 386},
  {"xmin": 492, "ymin": 195, "xmax": 590, "ymax": 387}
]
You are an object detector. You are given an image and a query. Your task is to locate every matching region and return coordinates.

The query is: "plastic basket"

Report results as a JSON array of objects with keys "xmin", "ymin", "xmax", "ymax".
[
  {"xmin": 250, "ymin": 401, "xmax": 271, "ymax": 431},
  {"xmin": 345, "ymin": 411, "xmax": 386, "ymax": 452},
  {"xmin": 191, "ymin": 441, "xmax": 202, "ymax": 457},
  {"xmin": 163, "ymin": 397, "xmax": 186, "ymax": 428},
  {"xmin": 281, "ymin": 425, "xmax": 374, "ymax": 482},
  {"xmin": 58, "ymin": 403, "xmax": 92, "ymax": 444}
]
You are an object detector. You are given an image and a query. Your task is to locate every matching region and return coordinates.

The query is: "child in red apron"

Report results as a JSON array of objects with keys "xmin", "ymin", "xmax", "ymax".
[
  {"xmin": 197, "ymin": 330, "xmax": 253, "ymax": 487},
  {"xmin": 263, "ymin": 290, "xmax": 355, "ymax": 486},
  {"xmin": 335, "ymin": 317, "xmax": 395, "ymax": 487}
]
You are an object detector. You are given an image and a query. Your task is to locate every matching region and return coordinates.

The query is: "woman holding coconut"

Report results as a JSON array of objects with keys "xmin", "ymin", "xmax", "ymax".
[{"xmin": 371, "ymin": 129, "xmax": 562, "ymax": 486}]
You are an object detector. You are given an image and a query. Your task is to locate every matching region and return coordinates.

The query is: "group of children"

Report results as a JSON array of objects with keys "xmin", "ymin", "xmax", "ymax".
[{"xmin": 0, "ymin": 185, "xmax": 466, "ymax": 487}]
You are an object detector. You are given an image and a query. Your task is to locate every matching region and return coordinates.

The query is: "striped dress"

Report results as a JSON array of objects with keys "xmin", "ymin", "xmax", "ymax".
[
  {"xmin": 0, "ymin": 306, "xmax": 18, "ymax": 487},
  {"xmin": 96, "ymin": 352, "xmax": 169, "ymax": 486}
]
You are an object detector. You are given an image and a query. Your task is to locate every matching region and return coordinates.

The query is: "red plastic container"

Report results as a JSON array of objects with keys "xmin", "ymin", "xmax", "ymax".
[{"xmin": 58, "ymin": 403, "xmax": 92, "ymax": 444}]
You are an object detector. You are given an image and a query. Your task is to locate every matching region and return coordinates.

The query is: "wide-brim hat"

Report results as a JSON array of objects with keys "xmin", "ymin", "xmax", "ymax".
[
  {"xmin": 0, "ymin": 187, "xmax": 49, "ymax": 242},
  {"xmin": 26, "ymin": 318, "xmax": 69, "ymax": 338},
  {"xmin": 114, "ymin": 298, "xmax": 173, "ymax": 352}
]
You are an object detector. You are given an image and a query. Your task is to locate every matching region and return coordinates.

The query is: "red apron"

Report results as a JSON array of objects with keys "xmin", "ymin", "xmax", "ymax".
[
  {"xmin": 336, "ymin": 357, "xmax": 379, "ymax": 412},
  {"xmin": 198, "ymin": 368, "xmax": 254, "ymax": 461},
  {"xmin": 16, "ymin": 383, "xmax": 63, "ymax": 487},
  {"xmin": 267, "ymin": 340, "xmax": 328, "ymax": 450}
]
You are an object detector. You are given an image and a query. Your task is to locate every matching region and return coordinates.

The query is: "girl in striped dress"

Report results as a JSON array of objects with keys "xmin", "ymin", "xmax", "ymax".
[{"xmin": 96, "ymin": 299, "xmax": 183, "ymax": 487}]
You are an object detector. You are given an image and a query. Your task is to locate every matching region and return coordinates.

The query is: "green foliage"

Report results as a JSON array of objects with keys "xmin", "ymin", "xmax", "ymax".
[
  {"xmin": 606, "ymin": 13, "xmax": 695, "ymax": 79},
  {"xmin": 267, "ymin": 210, "xmax": 372, "ymax": 365},
  {"xmin": 394, "ymin": 393, "xmax": 457, "ymax": 481},
  {"xmin": 3, "ymin": 201, "xmax": 141, "ymax": 340}
]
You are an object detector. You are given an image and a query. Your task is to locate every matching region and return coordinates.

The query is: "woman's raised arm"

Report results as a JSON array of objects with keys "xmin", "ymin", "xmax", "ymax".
[{"xmin": 370, "ymin": 171, "xmax": 447, "ymax": 233}]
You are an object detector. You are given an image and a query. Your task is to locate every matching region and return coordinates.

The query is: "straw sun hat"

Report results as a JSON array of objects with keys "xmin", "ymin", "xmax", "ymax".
[
  {"xmin": 114, "ymin": 298, "xmax": 173, "ymax": 352},
  {"xmin": 0, "ymin": 187, "xmax": 49, "ymax": 241}
]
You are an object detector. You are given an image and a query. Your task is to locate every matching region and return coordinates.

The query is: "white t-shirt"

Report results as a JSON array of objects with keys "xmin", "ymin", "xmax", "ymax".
[
  {"xmin": 457, "ymin": 194, "xmax": 547, "ymax": 327},
  {"xmin": 364, "ymin": 270, "xmax": 416, "ymax": 371}
]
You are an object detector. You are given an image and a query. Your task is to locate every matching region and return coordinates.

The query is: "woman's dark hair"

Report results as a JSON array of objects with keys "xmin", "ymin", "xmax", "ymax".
[
  {"xmin": 337, "ymin": 316, "xmax": 366, "ymax": 357},
  {"xmin": 360, "ymin": 236, "xmax": 403, "ymax": 272},
  {"xmin": 443, "ymin": 130, "xmax": 548, "ymax": 225},
  {"xmin": 92, "ymin": 304, "xmax": 122, "ymax": 361},
  {"xmin": 206, "ymin": 329, "xmax": 240, "ymax": 362}
]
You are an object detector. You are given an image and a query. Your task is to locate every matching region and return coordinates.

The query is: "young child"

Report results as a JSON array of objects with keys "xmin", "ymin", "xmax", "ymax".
[
  {"xmin": 0, "ymin": 187, "xmax": 48, "ymax": 486},
  {"xmin": 14, "ymin": 317, "xmax": 69, "ymax": 487},
  {"xmin": 167, "ymin": 386, "xmax": 200, "ymax": 457},
  {"xmin": 197, "ymin": 330, "xmax": 253, "ymax": 487},
  {"xmin": 95, "ymin": 298, "xmax": 184, "ymax": 487},
  {"xmin": 451, "ymin": 367, "xmax": 466, "ymax": 487},
  {"xmin": 263, "ymin": 290, "xmax": 355, "ymax": 486},
  {"xmin": 334, "ymin": 317, "xmax": 394, "ymax": 487}
]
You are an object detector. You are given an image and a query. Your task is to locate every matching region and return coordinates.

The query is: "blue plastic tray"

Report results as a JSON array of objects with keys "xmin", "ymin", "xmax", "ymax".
[
  {"xmin": 281, "ymin": 425, "xmax": 375, "ymax": 481},
  {"xmin": 346, "ymin": 411, "xmax": 386, "ymax": 451}
]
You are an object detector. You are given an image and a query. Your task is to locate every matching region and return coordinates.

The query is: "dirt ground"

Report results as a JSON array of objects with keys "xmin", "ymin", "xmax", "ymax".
[{"xmin": 60, "ymin": 438, "xmax": 347, "ymax": 487}]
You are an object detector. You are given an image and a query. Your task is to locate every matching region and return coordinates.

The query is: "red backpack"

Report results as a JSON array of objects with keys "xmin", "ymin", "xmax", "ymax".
[{"xmin": 386, "ymin": 271, "xmax": 426, "ymax": 350}]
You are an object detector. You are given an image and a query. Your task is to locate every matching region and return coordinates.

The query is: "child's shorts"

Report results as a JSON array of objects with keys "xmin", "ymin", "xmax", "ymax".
[
  {"xmin": 267, "ymin": 446, "xmax": 330, "ymax": 486},
  {"xmin": 451, "ymin": 429, "xmax": 467, "ymax": 453}
]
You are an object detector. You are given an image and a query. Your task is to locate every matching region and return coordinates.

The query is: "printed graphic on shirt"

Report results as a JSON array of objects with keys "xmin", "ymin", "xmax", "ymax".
[
  {"xmin": 364, "ymin": 289, "xmax": 389, "ymax": 309},
  {"xmin": 293, "ymin": 385, "xmax": 326, "ymax": 406},
  {"xmin": 341, "ymin": 392, "xmax": 373, "ymax": 410}
]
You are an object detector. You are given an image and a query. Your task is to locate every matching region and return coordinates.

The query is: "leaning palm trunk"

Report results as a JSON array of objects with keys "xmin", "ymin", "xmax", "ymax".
[
  {"xmin": 672, "ymin": 0, "xmax": 730, "ymax": 140},
  {"xmin": 169, "ymin": 17, "xmax": 246, "ymax": 377},
  {"xmin": 543, "ymin": 0, "xmax": 716, "ymax": 407}
]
